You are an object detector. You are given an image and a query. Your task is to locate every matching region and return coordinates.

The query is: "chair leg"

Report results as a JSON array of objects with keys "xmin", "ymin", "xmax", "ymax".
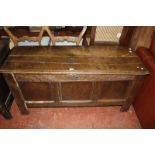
[
  {"xmin": 0, "ymin": 104, "xmax": 12, "ymax": 119},
  {"xmin": 1, "ymin": 107, "xmax": 12, "ymax": 119},
  {"xmin": 0, "ymin": 93, "xmax": 14, "ymax": 119}
]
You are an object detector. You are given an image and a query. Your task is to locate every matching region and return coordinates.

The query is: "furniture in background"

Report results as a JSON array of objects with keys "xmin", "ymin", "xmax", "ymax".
[
  {"xmin": 2, "ymin": 26, "xmax": 89, "ymax": 46},
  {"xmin": 0, "ymin": 38, "xmax": 13, "ymax": 119},
  {"xmin": 0, "ymin": 45, "xmax": 148, "ymax": 114},
  {"xmin": 133, "ymin": 31, "xmax": 155, "ymax": 128},
  {"xmin": 0, "ymin": 26, "xmax": 137, "ymax": 47},
  {"xmin": 44, "ymin": 26, "xmax": 87, "ymax": 45},
  {"xmin": 3, "ymin": 26, "xmax": 45, "ymax": 46},
  {"xmin": 129, "ymin": 27, "xmax": 155, "ymax": 51}
]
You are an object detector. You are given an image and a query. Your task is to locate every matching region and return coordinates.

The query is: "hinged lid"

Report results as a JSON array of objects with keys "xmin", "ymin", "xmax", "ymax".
[{"xmin": 0, "ymin": 45, "xmax": 149, "ymax": 75}]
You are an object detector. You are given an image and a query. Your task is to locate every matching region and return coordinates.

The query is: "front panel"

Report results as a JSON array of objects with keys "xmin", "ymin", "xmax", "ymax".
[
  {"xmin": 19, "ymin": 82, "xmax": 56, "ymax": 101},
  {"xmin": 96, "ymin": 81, "xmax": 130, "ymax": 100},
  {"xmin": 61, "ymin": 82, "xmax": 93, "ymax": 100},
  {"xmin": 14, "ymin": 74, "xmax": 134, "ymax": 108}
]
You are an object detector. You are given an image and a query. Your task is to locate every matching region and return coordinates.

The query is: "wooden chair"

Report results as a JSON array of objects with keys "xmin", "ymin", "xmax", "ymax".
[
  {"xmin": 4, "ymin": 26, "xmax": 88, "ymax": 46},
  {"xmin": 44, "ymin": 26, "xmax": 87, "ymax": 46},
  {"xmin": 3, "ymin": 26, "xmax": 45, "ymax": 46}
]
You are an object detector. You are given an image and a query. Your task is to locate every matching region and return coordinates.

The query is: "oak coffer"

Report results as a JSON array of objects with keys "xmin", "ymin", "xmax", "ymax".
[{"xmin": 0, "ymin": 45, "xmax": 149, "ymax": 114}]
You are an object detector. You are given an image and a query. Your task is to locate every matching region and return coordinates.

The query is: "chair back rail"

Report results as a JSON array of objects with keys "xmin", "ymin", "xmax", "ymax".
[
  {"xmin": 4, "ymin": 26, "xmax": 87, "ymax": 46},
  {"xmin": 4, "ymin": 26, "xmax": 45, "ymax": 46}
]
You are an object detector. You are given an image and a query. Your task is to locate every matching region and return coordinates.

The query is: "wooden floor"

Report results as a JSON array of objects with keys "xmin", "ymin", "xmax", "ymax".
[{"xmin": 0, "ymin": 100, "xmax": 141, "ymax": 129}]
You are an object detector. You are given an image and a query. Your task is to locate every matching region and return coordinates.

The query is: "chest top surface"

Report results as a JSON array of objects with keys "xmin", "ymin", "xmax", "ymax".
[{"xmin": 0, "ymin": 45, "xmax": 149, "ymax": 75}]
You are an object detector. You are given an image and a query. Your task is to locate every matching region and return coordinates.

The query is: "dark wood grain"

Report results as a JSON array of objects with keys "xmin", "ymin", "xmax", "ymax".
[
  {"xmin": 129, "ymin": 26, "xmax": 155, "ymax": 50},
  {"xmin": 120, "ymin": 75, "xmax": 146, "ymax": 111},
  {"xmin": 96, "ymin": 81, "xmax": 129, "ymax": 100},
  {"xmin": 0, "ymin": 46, "xmax": 148, "ymax": 75},
  {"xmin": 19, "ymin": 82, "xmax": 53, "ymax": 101},
  {"xmin": 119, "ymin": 26, "xmax": 136, "ymax": 46},
  {"xmin": 0, "ymin": 45, "xmax": 149, "ymax": 113},
  {"xmin": 90, "ymin": 26, "xmax": 96, "ymax": 45}
]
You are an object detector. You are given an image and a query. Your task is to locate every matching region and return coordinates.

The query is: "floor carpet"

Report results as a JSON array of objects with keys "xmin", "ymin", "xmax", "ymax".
[{"xmin": 0, "ymin": 101, "xmax": 141, "ymax": 129}]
